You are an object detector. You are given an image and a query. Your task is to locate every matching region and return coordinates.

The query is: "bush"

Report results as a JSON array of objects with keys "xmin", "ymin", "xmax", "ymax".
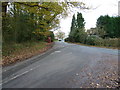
[
  {"xmin": 86, "ymin": 35, "xmax": 119, "ymax": 48},
  {"xmin": 74, "ymin": 31, "xmax": 87, "ymax": 43},
  {"xmin": 64, "ymin": 38, "xmax": 69, "ymax": 42},
  {"xmin": 103, "ymin": 38, "xmax": 118, "ymax": 47},
  {"xmin": 86, "ymin": 35, "xmax": 102, "ymax": 45}
]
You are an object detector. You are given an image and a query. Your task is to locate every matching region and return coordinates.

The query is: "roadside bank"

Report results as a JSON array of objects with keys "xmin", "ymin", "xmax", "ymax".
[{"xmin": 2, "ymin": 41, "xmax": 54, "ymax": 66}]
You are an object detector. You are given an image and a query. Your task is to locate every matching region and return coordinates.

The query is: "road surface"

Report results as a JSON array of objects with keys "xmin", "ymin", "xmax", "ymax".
[{"xmin": 1, "ymin": 41, "xmax": 118, "ymax": 88}]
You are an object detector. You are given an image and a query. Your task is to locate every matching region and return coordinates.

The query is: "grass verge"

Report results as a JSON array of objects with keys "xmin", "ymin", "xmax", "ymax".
[
  {"xmin": 66, "ymin": 41, "xmax": 119, "ymax": 50},
  {"xmin": 2, "ymin": 41, "xmax": 54, "ymax": 66}
]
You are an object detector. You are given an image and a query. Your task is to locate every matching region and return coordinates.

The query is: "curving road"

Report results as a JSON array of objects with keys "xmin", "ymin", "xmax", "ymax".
[{"xmin": 1, "ymin": 41, "xmax": 118, "ymax": 88}]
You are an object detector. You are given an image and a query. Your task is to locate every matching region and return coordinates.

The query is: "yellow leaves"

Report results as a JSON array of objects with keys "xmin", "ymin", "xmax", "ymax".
[
  {"xmin": 29, "ymin": 7, "xmax": 38, "ymax": 13},
  {"xmin": 14, "ymin": 2, "xmax": 67, "ymax": 32},
  {"xmin": 44, "ymin": 31, "xmax": 51, "ymax": 36},
  {"xmin": 2, "ymin": 41, "xmax": 52, "ymax": 66},
  {"xmin": 44, "ymin": 15, "xmax": 51, "ymax": 20},
  {"xmin": 12, "ymin": 2, "xmax": 88, "ymax": 39},
  {"xmin": 29, "ymin": 2, "xmax": 38, "ymax": 6},
  {"xmin": 33, "ymin": 29, "xmax": 45, "ymax": 35},
  {"xmin": 33, "ymin": 28, "xmax": 52, "ymax": 37},
  {"xmin": 39, "ymin": 21, "xmax": 47, "ymax": 25}
]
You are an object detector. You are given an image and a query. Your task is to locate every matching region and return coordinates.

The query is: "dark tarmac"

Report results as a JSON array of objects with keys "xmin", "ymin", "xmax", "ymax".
[{"xmin": 1, "ymin": 41, "xmax": 119, "ymax": 88}]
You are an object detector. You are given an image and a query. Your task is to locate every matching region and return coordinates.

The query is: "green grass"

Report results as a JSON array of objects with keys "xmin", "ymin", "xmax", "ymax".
[
  {"xmin": 67, "ymin": 41, "xmax": 118, "ymax": 50},
  {"xmin": 2, "ymin": 41, "xmax": 54, "ymax": 65},
  {"xmin": 2, "ymin": 41, "xmax": 47, "ymax": 57},
  {"xmin": 66, "ymin": 38, "xmax": 119, "ymax": 50}
]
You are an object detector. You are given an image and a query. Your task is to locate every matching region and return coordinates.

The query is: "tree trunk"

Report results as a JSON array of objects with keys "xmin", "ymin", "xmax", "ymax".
[{"xmin": 2, "ymin": 2, "xmax": 8, "ymax": 16}]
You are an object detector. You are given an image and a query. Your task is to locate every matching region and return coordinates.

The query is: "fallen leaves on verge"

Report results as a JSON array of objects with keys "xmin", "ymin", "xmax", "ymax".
[
  {"xmin": 67, "ymin": 54, "xmax": 119, "ymax": 88},
  {"xmin": 2, "ymin": 42, "xmax": 54, "ymax": 66}
]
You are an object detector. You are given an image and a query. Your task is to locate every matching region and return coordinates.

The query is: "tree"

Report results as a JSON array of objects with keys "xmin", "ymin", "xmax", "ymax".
[
  {"xmin": 55, "ymin": 31, "xmax": 65, "ymax": 40},
  {"xmin": 96, "ymin": 15, "xmax": 120, "ymax": 38},
  {"xmin": 68, "ymin": 12, "xmax": 87, "ymax": 43},
  {"xmin": 69, "ymin": 14, "xmax": 77, "ymax": 42},
  {"xmin": 2, "ymin": 2, "xmax": 8, "ymax": 16},
  {"xmin": 77, "ymin": 12, "xmax": 85, "ymax": 28},
  {"xmin": 75, "ymin": 12, "xmax": 86, "ymax": 43},
  {"xmin": 2, "ymin": 2, "xmax": 88, "ymax": 44}
]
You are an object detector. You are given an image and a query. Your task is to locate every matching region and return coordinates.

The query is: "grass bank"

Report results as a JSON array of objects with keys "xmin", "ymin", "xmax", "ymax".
[
  {"xmin": 66, "ymin": 41, "xmax": 119, "ymax": 50},
  {"xmin": 2, "ymin": 41, "xmax": 54, "ymax": 66},
  {"xmin": 65, "ymin": 37, "xmax": 119, "ymax": 50}
]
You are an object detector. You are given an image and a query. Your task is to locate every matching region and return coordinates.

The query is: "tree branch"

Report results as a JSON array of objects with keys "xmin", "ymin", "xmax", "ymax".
[{"xmin": 16, "ymin": 2, "xmax": 52, "ymax": 11}]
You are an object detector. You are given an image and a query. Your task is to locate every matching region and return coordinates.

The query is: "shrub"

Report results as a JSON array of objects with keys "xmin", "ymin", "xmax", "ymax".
[
  {"xmin": 86, "ymin": 36, "xmax": 119, "ymax": 48},
  {"xmin": 86, "ymin": 35, "xmax": 102, "ymax": 45},
  {"xmin": 74, "ymin": 31, "xmax": 87, "ymax": 43},
  {"xmin": 103, "ymin": 38, "xmax": 118, "ymax": 47},
  {"xmin": 64, "ymin": 38, "xmax": 69, "ymax": 42}
]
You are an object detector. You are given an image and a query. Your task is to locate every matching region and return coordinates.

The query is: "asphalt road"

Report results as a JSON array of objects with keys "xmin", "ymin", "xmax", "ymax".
[{"xmin": 1, "ymin": 41, "xmax": 118, "ymax": 88}]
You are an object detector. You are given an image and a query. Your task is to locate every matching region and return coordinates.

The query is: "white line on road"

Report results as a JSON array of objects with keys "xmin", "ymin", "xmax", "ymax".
[
  {"xmin": 0, "ymin": 64, "xmax": 41, "ymax": 86},
  {"xmin": 55, "ymin": 51, "xmax": 61, "ymax": 53},
  {"xmin": 50, "ymin": 51, "xmax": 61, "ymax": 55}
]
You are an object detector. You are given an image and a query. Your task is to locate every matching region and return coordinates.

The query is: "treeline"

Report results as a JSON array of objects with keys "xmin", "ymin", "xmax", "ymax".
[
  {"xmin": 66, "ymin": 13, "xmax": 120, "ymax": 48},
  {"xmin": 96, "ymin": 15, "xmax": 120, "ymax": 38},
  {"xmin": 2, "ymin": 2, "xmax": 88, "ymax": 44},
  {"xmin": 2, "ymin": 2, "xmax": 61, "ymax": 44},
  {"xmin": 2, "ymin": 2, "xmax": 89, "ymax": 57}
]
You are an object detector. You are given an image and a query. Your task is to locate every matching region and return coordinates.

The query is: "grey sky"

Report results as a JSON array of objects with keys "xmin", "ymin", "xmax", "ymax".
[{"xmin": 58, "ymin": 0, "xmax": 119, "ymax": 37}]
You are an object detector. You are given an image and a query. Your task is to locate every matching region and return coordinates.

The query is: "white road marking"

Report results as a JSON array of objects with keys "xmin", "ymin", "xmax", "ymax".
[
  {"xmin": 1, "ymin": 45, "xmax": 66, "ymax": 86},
  {"xmin": 30, "ymin": 68, "xmax": 33, "ymax": 70},
  {"xmin": 14, "ymin": 64, "xmax": 18, "ymax": 66},
  {"xmin": 3, "ymin": 70, "xmax": 7, "ymax": 72},
  {"xmin": 11, "ymin": 71, "xmax": 29, "ymax": 80},
  {"xmin": 50, "ymin": 50, "xmax": 61, "ymax": 55},
  {"xmin": 0, "ymin": 65, "xmax": 41, "ymax": 86},
  {"xmin": 54, "ymin": 51, "xmax": 61, "ymax": 53}
]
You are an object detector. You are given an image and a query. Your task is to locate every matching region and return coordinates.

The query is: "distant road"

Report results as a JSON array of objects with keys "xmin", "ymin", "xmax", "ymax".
[{"xmin": 2, "ymin": 41, "xmax": 118, "ymax": 88}]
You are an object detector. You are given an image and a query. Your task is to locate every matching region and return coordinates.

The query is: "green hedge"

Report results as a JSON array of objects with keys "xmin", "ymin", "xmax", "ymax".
[
  {"xmin": 102, "ymin": 38, "xmax": 118, "ymax": 47},
  {"xmin": 85, "ymin": 36, "xmax": 118, "ymax": 48}
]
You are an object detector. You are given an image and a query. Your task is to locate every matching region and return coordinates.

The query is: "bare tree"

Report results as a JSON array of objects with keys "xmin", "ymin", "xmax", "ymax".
[{"xmin": 55, "ymin": 31, "xmax": 65, "ymax": 40}]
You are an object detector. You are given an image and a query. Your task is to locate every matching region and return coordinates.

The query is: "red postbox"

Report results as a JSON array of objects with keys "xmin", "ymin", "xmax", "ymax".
[{"xmin": 47, "ymin": 37, "xmax": 51, "ymax": 43}]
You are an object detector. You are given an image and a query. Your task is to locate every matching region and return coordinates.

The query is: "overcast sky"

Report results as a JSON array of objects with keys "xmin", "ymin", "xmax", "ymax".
[{"xmin": 57, "ymin": 0, "xmax": 119, "ymax": 37}]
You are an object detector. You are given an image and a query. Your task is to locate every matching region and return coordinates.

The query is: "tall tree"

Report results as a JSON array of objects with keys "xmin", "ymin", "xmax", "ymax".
[
  {"xmin": 68, "ymin": 12, "xmax": 87, "ymax": 43},
  {"xmin": 2, "ymin": 2, "xmax": 8, "ymax": 16},
  {"xmin": 77, "ymin": 12, "xmax": 85, "ymax": 29},
  {"xmin": 69, "ymin": 14, "xmax": 77, "ymax": 42},
  {"xmin": 96, "ymin": 15, "xmax": 120, "ymax": 38},
  {"xmin": 74, "ymin": 12, "xmax": 87, "ymax": 43}
]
